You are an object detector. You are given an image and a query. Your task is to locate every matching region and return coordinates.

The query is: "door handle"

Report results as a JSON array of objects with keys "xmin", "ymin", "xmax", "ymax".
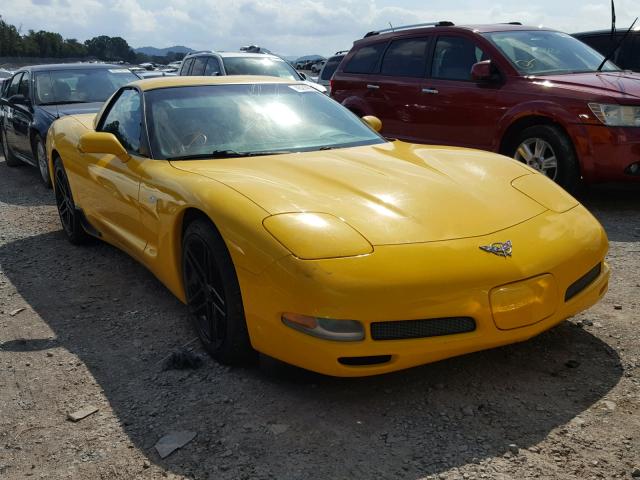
[
  {"xmin": 422, "ymin": 87, "xmax": 439, "ymax": 94},
  {"xmin": 366, "ymin": 84, "xmax": 380, "ymax": 90}
]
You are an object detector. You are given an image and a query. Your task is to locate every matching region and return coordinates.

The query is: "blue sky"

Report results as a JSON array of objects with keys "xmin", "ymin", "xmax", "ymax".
[{"xmin": 3, "ymin": 0, "xmax": 638, "ymax": 57}]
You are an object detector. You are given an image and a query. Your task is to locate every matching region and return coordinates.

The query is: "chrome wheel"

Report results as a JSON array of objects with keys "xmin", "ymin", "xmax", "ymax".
[
  {"xmin": 36, "ymin": 139, "xmax": 49, "ymax": 184},
  {"xmin": 514, "ymin": 137, "xmax": 558, "ymax": 180}
]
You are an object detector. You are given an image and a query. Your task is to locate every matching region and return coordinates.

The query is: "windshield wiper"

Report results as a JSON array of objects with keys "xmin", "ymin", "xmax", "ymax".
[
  {"xmin": 597, "ymin": 17, "xmax": 638, "ymax": 71},
  {"xmin": 167, "ymin": 149, "xmax": 292, "ymax": 161},
  {"xmin": 39, "ymin": 100, "xmax": 91, "ymax": 106}
]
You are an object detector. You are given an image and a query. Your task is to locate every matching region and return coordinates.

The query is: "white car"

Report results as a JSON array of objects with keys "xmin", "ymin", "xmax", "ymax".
[{"xmin": 179, "ymin": 51, "xmax": 327, "ymax": 94}]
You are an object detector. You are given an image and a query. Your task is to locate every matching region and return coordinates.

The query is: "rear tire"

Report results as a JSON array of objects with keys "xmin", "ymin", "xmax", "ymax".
[
  {"xmin": 508, "ymin": 125, "xmax": 580, "ymax": 191},
  {"xmin": 34, "ymin": 134, "xmax": 52, "ymax": 188},
  {"xmin": 1, "ymin": 127, "xmax": 22, "ymax": 167},
  {"xmin": 182, "ymin": 218, "xmax": 256, "ymax": 366},
  {"xmin": 53, "ymin": 157, "xmax": 89, "ymax": 245}
]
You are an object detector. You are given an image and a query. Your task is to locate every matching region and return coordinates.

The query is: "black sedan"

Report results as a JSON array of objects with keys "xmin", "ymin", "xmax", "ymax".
[{"xmin": 0, "ymin": 63, "xmax": 138, "ymax": 187}]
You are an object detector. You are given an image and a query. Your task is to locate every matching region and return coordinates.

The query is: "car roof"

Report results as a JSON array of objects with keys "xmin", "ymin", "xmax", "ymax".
[
  {"xmin": 16, "ymin": 63, "xmax": 125, "ymax": 73},
  {"xmin": 187, "ymin": 51, "xmax": 285, "ymax": 61},
  {"xmin": 356, "ymin": 24, "xmax": 557, "ymax": 44},
  {"xmin": 131, "ymin": 75, "xmax": 294, "ymax": 91}
]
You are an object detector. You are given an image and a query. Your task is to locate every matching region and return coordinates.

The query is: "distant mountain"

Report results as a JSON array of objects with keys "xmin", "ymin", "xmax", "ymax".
[
  {"xmin": 294, "ymin": 54, "xmax": 326, "ymax": 62},
  {"xmin": 134, "ymin": 45, "xmax": 196, "ymax": 57}
]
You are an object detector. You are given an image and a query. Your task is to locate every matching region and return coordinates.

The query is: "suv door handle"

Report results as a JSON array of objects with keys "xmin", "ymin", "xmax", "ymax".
[
  {"xmin": 422, "ymin": 87, "xmax": 439, "ymax": 94},
  {"xmin": 366, "ymin": 84, "xmax": 380, "ymax": 90}
]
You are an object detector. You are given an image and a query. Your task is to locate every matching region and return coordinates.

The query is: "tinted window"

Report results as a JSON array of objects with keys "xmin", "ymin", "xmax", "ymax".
[
  {"xmin": 344, "ymin": 43, "xmax": 387, "ymax": 74},
  {"xmin": 577, "ymin": 34, "xmax": 618, "ymax": 56},
  {"xmin": 204, "ymin": 58, "xmax": 221, "ymax": 76},
  {"xmin": 320, "ymin": 55, "xmax": 344, "ymax": 80},
  {"xmin": 100, "ymin": 89, "xmax": 142, "ymax": 154},
  {"xmin": 191, "ymin": 57, "xmax": 208, "ymax": 75},
  {"xmin": 8, "ymin": 73, "xmax": 23, "ymax": 97},
  {"xmin": 181, "ymin": 58, "xmax": 194, "ymax": 75},
  {"xmin": 618, "ymin": 35, "xmax": 640, "ymax": 70},
  {"xmin": 432, "ymin": 36, "xmax": 485, "ymax": 81},
  {"xmin": 381, "ymin": 37, "xmax": 429, "ymax": 77},
  {"xmin": 18, "ymin": 72, "xmax": 30, "ymax": 97}
]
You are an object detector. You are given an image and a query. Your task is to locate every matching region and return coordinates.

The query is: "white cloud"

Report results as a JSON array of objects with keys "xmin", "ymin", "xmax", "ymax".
[{"xmin": 1, "ymin": 0, "xmax": 637, "ymax": 56}]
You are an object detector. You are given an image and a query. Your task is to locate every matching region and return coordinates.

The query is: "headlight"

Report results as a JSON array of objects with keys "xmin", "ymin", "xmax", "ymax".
[
  {"xmin": 588, "ymin": 103, "xmax": 640, "ymax": 127},
  {"xmin": 282, "ymin": 313, "xmax": 365, "ymax": 341}
]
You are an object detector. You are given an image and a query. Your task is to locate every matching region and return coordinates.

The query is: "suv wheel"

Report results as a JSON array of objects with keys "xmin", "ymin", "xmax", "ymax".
[
  {"xmin": 510, "ymin": 125, "xmax": 580, "ymax": 191},
  {"xmin": 34, "ymin": 135, "xmax": 52, "ymax": 188}
]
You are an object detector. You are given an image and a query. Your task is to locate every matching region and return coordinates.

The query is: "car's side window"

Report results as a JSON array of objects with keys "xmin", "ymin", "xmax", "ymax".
[
  {"xmin": 99, "ymin": 89, "xmax": 142, "ymax": 154},
  {"xmin": 181, "ymin": 58, "xmax": 194, "ymax": 75},
  {"xmin": 204, "ymin": 58, "xmax": 221, "ymax": 76},
  {"xmin": 8, "ymin": 73, "xmax": 23, "ymax": 98},
  {"xmin": 380, "ymin": 37, "xmax": 430, "ymax": 77},
  {"xmin": 18, "ymin": 72, "xmax": 30, "ymax": 98},
  {"xmin": 344, "ymin": 43, "xmax": 387, "ymax": 74},
  {"xmin": 191, "ymin": 57, "xmax": 207, "ymax": 75},
  {"xmin": 432, "ymin": 36, "xmax": 486, "ymax": 81}
]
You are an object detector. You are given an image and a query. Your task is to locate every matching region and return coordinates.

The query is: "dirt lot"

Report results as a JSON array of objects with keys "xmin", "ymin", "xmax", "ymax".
[{"xmin": 0, "ymin": 154, "xmax": 639, "ymax": 480}]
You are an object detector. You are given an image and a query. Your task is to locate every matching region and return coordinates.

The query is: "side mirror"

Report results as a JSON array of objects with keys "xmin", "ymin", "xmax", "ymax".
[
  {"xmin": 79, "ymin": 131, "xmax": 131, "ymax": 162},
  {"xmin": 471, "ymin": 60, "xmax": 497, "ymax": 83},
  {"xmin": 299, "ymin": 72, "xmax": 307, "ymax": 80},
  {"xmin": 362, "ymin": 115, "xmax": 382, "ymax": 132},
  {"xmin": 10, "ymin": 94, "xmax": 30, "ymax": 106}
]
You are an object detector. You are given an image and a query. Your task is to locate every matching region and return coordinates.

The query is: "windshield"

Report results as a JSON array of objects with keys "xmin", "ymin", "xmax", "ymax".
[
  {"xmin": 145, "ymin": 84, "xmax": 385, "ymax": 160},
  {"xmin": 222, "ymin": 57, "xmax": 300, "ymax": 80},
  {"xmin": 483, "ymin": 30, "xmax": 620, "ymax": 75},
  {"xmin": 34, "ymin": 68, "xmax": 138, "ymax": 105}
]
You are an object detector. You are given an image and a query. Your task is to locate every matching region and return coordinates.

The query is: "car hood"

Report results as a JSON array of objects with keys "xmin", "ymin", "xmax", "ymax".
[
  {"xmin": 539, "ymin": 71, "xmax": 640, "ymax": 101},
  {"xmin": 39, "ymin": 102, "xmax": 104, "ymax": 119},
  {"xmin": 171, "ymin": 142, "xmax": 548, "ymax": 245}
]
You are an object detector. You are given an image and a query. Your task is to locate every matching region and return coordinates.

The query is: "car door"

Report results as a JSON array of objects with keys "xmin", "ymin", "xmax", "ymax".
[
  {"xmin": 76, "ymin": 88, "xmax": 148, "ymax": 256},
  {"xmin": 11, "ymin": 71, "xmax": 34, "ymax": 158},
  {"xmin": 417, "ymin": 34, "xmax": 506, "ymax": 150},
  {"xmin": 372, "ymin": 36, "xmax": 431, "ymax": 142},
  {"xmin": 3, "ymin": 72, "xmax": 23, "ymax": 150}
]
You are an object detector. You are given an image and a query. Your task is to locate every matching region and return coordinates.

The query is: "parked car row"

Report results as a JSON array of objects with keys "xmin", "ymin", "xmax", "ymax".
[{"xmin": 325, "ymin": 22, "xmax": 640, "ymax": 190}]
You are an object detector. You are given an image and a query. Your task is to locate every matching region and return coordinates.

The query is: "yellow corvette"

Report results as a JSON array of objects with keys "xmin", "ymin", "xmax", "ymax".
[{"xmin": 46, "ymin": 76, "xmax": 609, "ymax": 377}]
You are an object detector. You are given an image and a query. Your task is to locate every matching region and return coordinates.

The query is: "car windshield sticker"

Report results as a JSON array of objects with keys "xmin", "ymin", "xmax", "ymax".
[
  {"xmin": 109, "ymin": 69, "xmax": 133, "ymax": 73},
  {"xmin": 288, "ymin": 84, "xmax": 315, "ymax": 93}
]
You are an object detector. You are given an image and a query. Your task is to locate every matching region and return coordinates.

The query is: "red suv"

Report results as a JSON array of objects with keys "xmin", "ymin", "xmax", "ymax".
[{"xmin": 331, "ymin": 22, "xmax": 640, "ymax": 189}]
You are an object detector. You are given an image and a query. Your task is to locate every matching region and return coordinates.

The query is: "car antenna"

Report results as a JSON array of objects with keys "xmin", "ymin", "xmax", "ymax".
[
  {"xmin": 597, "ymin": 16, "xmax": 638, "ymax": 71},
  {"xmin": 610, "ymin": 0, "xmax": 616, "ymax": 37}
]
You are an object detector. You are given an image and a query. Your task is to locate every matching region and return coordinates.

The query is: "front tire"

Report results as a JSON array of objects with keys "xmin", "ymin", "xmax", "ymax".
[
  {"xmin": 1, "ymin": 127, "xmax": 21, "ymax": 167},
  {"xmin": 34, "ymin": 135, "xmax": 52, "ymax": 188},
  {"xmin": 509, "ymin": 125, "xmax": 580, "ymax": 191},
  {"xmin": 53, "ymin": 158, "xmax": 89, "ymax": 245},
  {"xmin": 182, "ymin": 218, "xmax": 256, "ymax": 365}
]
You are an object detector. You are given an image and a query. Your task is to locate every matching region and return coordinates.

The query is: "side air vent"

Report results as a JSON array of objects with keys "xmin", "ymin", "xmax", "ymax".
[{"xmin": 565, "ymin": 263, "xmax": 602, "ymax": 301}]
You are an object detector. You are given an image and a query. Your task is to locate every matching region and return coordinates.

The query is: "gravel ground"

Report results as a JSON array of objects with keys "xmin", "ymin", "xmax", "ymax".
[{"xmin": 0, "ymin": 154, "xmax": 639, "ymax": 480}]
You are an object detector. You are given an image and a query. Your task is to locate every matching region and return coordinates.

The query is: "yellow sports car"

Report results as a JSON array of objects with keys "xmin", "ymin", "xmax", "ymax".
[{"xmin": 47, "ymin": 76, "xmax": 609, "ymax": 377}]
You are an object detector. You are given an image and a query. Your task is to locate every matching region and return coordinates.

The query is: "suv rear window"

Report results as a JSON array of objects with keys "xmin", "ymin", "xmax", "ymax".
[
  {"xmin": 344, "ymin": 43, "xmax": 387, "ymax": 74},
  {"xmin": 180, "ymin": 58, "xmax": 194, "ymax": 75},
  {"xmin": 380, "ymin": 37, "xmax": 429, "ymax": 77},
  {"xmin": 320, "ymin": 55, "xmax": 344, "ymax": 80}
]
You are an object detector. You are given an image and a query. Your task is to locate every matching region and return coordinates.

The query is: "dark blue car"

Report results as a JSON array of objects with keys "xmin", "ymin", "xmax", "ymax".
[{"xmin": 0, "ymin": 63, "xmax": 138, "ymax": 187}]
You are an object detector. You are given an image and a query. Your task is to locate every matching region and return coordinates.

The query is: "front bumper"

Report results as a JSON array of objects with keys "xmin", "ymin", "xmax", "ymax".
[
  {"xmin": 570, "ymin": 123, "xmax": 640, "ymax": 182},
  {"xmin": 238, "ymin": 205, "xmax": 609, "ymax": 377}
]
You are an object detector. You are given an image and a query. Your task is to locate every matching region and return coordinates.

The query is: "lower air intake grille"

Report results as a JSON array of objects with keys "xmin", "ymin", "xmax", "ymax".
[
  {"xmin": 565, "ymin": 263, "xmax": 602, "ymax": 301},
  {"xmin": 371, "ymin": 317, "xmax": 476, "ymax": 341}
]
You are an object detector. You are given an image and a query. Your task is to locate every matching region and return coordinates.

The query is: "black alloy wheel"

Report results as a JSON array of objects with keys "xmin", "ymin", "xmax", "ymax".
[
  {"xmin": 53, "ymin": 159, "xmax": 88, "ymax": 244},
  {"xmin": 182, "ymin": 218, "xmax": 255, "ymax": 365}
]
